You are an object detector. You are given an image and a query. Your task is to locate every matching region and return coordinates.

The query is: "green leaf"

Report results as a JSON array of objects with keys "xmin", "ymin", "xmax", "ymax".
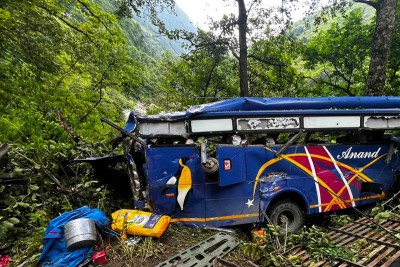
[
  {"xmin": 30, "ymin": 185, "xmax": 40, "ymax": 191},
  {"xmin": 16, "ymin": 202, "xmax": 30, "ymax": 208},
  {"xmin": 8, "ymin": 217, "xmax": 20, "ymax": 224},
  {"xmin": 2, "ymin": 221, "xmax": 14, "ymax": 229}
]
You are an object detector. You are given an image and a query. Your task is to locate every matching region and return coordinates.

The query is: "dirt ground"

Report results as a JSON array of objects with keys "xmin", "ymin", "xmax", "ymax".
[{"xmin": 102, "ymin": 224, "xmax": 255, "ymax": 267}]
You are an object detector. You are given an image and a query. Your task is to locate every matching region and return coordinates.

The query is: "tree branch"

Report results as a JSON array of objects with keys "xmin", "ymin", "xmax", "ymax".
[
  {"xmin": 248, "ymin": 54, "xmax": 286, "ymax": 68},
  {"xmin": 202, "ymin": 58, "xmax": 219, "ymax": 103},
  {"xmin": 56, "ymin": 15, "xmax": 100, "ymax": 49},
  {"xmin": 34, "ymin": 2, "xmax": 101, "ymax": 48},
  {"xmin": 389, "ymin": 60, "xmax": 400, "ymax": 83},
  {"xmin": 76, "ymin": 0, "xmax": 114, "ymax": 35},
  {"xmin": 228, "ymin": 44, "xmax": 240, "ymax": 60},
  {"xmin": 246, "ymin": 0, "xmax": 258, "ymax": 16},
  {"xmin": 353, "ymin": 0, "xmax": 378, "ymax": 9},
  {"xmin": 304, "ymin": 76, "xmax": 354, "ymax": 96},
  {"xmin": 79, "ymin": 59, "xmax": 115, "ymax": 123}
]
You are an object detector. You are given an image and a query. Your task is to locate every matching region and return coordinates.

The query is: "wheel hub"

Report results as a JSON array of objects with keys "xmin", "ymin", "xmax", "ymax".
[{"xmin": 278, "ymin": 211, "xmax": 293, "ymax": 227}]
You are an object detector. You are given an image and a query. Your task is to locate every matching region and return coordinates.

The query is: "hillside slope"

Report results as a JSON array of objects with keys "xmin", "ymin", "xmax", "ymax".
[
  {"xmin": 95, "ymin": 0, "xmax": 196, "ymax": 56},
  {"xmin": 290, "ymin": 3, "xmax": 375, "ymax": 41}
]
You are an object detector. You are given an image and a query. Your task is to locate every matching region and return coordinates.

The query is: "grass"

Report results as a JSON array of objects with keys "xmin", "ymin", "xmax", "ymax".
[{"xmin": 104, "ymin": 224, "xmax": 253, "ymax": 267}]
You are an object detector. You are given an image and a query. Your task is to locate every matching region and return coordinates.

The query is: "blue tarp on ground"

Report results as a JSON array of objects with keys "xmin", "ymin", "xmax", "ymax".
[{"xmin": 37, "ymin": 206, "xmax": 109, "ymax": 267}]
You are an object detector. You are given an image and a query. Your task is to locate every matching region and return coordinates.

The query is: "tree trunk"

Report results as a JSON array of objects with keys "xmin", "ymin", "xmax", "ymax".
[
  {"xmin": 364, "ymin": 0, "xmax": 397, "ymax": 96},
  {"xmin": 237, "ymin": 0, "xmax": 249, "ymax": 97}
]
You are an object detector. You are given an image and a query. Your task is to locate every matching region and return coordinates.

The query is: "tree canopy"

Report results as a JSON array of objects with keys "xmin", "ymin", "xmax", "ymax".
[{"xmin": 1, "ymin": 0, "xmax": 400, "ymax": 264}]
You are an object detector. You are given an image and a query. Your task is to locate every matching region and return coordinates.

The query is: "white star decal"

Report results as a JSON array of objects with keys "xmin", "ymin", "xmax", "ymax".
[
  {"xmin": 394, "ymin": 148, "xmax": 399, "ymax": 154},
  {"xmin": 246, "ymin": 199, "xmax": 254, "ymax": 208}
]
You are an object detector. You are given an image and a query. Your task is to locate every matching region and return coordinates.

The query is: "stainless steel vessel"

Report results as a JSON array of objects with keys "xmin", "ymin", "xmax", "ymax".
[{"xmin": 64, "ymin": 218, "xmax": 97, "ymax": 251}]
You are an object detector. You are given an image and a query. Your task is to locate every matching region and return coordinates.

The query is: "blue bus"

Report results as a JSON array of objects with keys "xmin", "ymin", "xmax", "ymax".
[{"xmin": 98, "ymin": 97, "xmax": 400, "ymax": 232}]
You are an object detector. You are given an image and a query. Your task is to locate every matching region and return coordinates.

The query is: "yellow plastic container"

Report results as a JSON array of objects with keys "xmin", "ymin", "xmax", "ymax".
[{"xmin": 111, "ymin": 209, "xmax": 170, "ymax": 238}]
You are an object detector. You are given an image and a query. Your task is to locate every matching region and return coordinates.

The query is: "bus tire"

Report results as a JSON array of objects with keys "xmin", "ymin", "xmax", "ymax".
[{"xmin": 269, "ymin": 200, "xmax": 304, "ymax": 233}]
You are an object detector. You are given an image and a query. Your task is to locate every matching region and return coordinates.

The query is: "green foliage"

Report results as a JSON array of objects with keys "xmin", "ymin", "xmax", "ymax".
[
  {"xmin": 242, "ymin": 224, "xmax": 356, "ymax": 266},
  {"xmin": 292, "ymin": 3, "xmax": 375, "ymax": 42},
  {"xmin": 386, "ymin": 3, "xmax": 400, "ymax": 94},
  {"xmin": 303, "ymin": 8, "xmax": 373, "ymax": 96},
  {"xmin": 0, "ymin": 0, "xmax": 150, "ymax": 263},
  {"xmin": 0, "ymin": 141, "xmax": 128, "ymax": 264},
  {"xmin": 0, "ymin": 0, "xmax": 141, "ymax": 145},
  {"xmin": 146, "ymin": 41, "xmax": 240, "ymax": 112},
  {"xmin": 242, "ymin": 224, "xmax": 298, "ymax": 267},
  {"xmin": 330, "ymin": 214, "xmax": 353, "ymax": 227},
  {"xmin": 370, "ymin": 205, "xmax": 400, "ymax": 224},
  {"xmin": 248, "ymin": 34, "xmax": 305, "ymax": 97},
  {"xmin": 292, "ymin": 226, "xmax": 355, "ymax": 262}
]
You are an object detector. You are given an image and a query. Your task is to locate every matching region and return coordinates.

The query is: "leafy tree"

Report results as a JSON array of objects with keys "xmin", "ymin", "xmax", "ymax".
[
  {"xmin": 170, "ymin": 1, "xmax": 283, "ymax": 97},
  {"xmin": 115, "ymin": 0, "xmax": 175, "ymax": 30},
  {"xmin": 386, "ymin": 4, "xmax": 400, "ymax": 94},
  {"xmin": 149, "ymin": 39, "xmax": 239, "ymax": 112},
  {"xmin": 306, "ymin": 0, "xmax": 398, "ymax": 95},
  {"xmin": 0, "ymin": 0, "xmax": 142, "ymax": 144},
  {"xmin": 248, "ymin": 34, "xmax": 305, "ymax": 97},
  {"xmin": 357, "ymin": 0, "xmax": 397, "ymax": 95},
  {"xmin": 211, "ymin": 0, "xmax": 289, "ymax": 97},
  {"xmin": 303, "ymin": 9, "xmax": 372, "ymax": 96}
]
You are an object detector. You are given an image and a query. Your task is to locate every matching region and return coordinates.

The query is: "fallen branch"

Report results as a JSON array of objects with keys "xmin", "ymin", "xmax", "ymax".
[{"xmin": 54, "ymin": 109, "xmax": 80, "ymax": 143}]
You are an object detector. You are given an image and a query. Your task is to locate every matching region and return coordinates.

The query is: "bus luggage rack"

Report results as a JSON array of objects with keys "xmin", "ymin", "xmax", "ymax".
[{"xmin": 287, "ymin": 217, "xmax": 400, "ymax": 267}]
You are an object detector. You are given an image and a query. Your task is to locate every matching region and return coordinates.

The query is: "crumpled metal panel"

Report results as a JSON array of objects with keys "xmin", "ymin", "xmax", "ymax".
[
  {"xmin": 139, "ymin": 121, "xmax": 187, "ymax": 136},
  {"xmin": 145, "ymin": 146, "xmax": 206, "ymax": 222},
  {"xmin": 364, "ymin": 116, "xmax": 400, "ymax": 129},
  {"xmin": 155, "ymin": 232, "xmax": 239, "ymax": 267}
]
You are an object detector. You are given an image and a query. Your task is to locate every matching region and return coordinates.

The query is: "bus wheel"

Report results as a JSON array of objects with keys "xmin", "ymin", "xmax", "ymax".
[{"xmin": 269, "ymin": 200, "xmax": 304, "ymax": 233}]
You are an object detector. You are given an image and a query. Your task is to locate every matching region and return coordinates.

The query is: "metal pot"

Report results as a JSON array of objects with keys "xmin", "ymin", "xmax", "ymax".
[{"xmin": 64, "ymin": 218, "xmax": 97, "ymax": 251}]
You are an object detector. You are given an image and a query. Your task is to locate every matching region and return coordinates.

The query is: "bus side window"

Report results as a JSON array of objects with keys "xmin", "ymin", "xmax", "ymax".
[
  {"xmin": 274, "ymin": 132, "xmax": 307, "ymax": 145},
  {"xmin": 248, "ymin": 134, "xmax": 278, "ymax": 145},
  {"xmin": 365, "ymin": 130, "xmax": 385, "ymax": 143},
  {"xmin": 303, "ymin": 131, "xmax": 350, "ymax": 145}
]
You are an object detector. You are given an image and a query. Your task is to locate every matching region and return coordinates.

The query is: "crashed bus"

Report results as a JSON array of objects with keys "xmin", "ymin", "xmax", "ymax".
[{"xmin": 91, "ymin": 97, "xmax": 400, "ymax": 232}]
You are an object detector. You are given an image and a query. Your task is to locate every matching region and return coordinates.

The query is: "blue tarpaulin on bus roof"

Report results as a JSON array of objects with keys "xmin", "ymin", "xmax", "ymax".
[
  {"xmin": 186, "ymin": 97, "xmax": 400, "ymax": 115},
  {"xmin": 136, "ymin": 97, "xmax": 400, "ymax": 121}
]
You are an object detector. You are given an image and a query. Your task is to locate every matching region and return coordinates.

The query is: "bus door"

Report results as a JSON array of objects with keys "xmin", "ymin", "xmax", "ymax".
[{"xmin": 204, "ymin": 145, "xmax": 271, "ymax": 227}]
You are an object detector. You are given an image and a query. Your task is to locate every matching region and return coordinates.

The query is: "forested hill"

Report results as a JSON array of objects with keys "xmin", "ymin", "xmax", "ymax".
[
  {"xmin": 96, "ymin": 0, "xmax": 196, "ymax": 56},
  {"xmin": 1, "ymin": 1, "xmax": 399, "ymax": 265},
  {"xmin": 290, "ymin": 3, "xmax": 375, "ymax": 41},
  {"xmin": 134, "ymin": 4, "xmax": 196, "ymax": 55}
]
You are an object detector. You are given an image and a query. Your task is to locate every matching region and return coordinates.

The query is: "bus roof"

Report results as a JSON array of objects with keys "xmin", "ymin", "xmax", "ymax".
[
  {"xmin": 138, "ymin": 97, "xmax": 400, "ymax": 120},
  {"xmin": 131, "ymin": 97, "xmax": 400, "ymax": 136}
]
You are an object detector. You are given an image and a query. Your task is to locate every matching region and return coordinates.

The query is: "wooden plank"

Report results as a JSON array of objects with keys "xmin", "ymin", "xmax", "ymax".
[
  {"xmin": 356, "ymin": 240, "xmax": 386, "ymax": 265},
  {"xmin": 331, "ymin": 223, "xmax": 364, "ymax": 243},
  {"xmin": 282, "ymin": 217, "xmax": 400, "ymax": 267},
  {"xmin": 337, "ymin": 236, "xmax": 357, "ymax": 247},
  {"xmin": 337, "ymin": 227, "xmax": 371, "ymax": 247},
  {"xmin": 329, "ymin": 227, "xmax": 400, "ymax": 249},
  {"xmin": 288, "ymin": 246, "xmax": 303, "ymax": 255},
  {"xmin": 381, "ymin": 250, "xmax": 400, "ymax": 267},
  {"xmin": 342, "ymin": 227, "xmax": 380, "ymax": 248},
  {"xmin": 312, "ymin": 260, "xmax": 327, "ymax": 267},
  {"xmin": 366, "ymin": 247, "xmax": 394, "ymax": 266},
  {"xmin": 337, "ymin": 257, "xmax": 366, "ymax": 267},
  {"xmin": 339, "ymin": 222, "xmax": 359, "ymax": 231}
]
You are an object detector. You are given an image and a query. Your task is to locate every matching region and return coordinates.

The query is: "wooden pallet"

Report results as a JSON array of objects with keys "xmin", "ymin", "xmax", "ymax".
[{"xmin": 287, "ymin": 217, "xmax": 400, "ymax": 267}]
